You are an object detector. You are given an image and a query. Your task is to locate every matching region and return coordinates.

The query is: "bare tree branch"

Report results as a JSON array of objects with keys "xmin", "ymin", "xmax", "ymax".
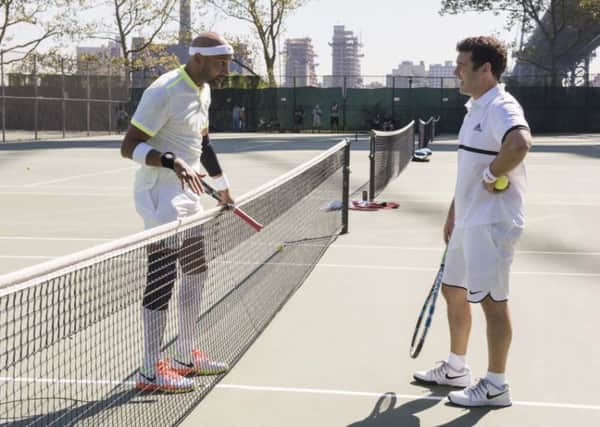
[{"xmin": 205, "ymin": 0, "xmax": 309, "ymax": 86}]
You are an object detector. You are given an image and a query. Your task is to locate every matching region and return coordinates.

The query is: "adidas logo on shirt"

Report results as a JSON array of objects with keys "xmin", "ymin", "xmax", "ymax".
[{"xmin": 473, "ymin": 124, "xmax": 483, "ymax": 132}]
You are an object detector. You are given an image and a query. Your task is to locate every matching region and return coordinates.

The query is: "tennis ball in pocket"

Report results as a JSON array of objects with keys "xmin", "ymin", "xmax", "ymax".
[{"xmin": 495, "ymin": 175, "xmax": 509, "ymax": 191}]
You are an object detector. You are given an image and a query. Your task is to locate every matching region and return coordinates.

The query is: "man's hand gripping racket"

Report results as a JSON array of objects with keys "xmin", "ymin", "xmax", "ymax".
[
  {"xmin": 409, "ymin": 247, "xmax": 447, "ymax": 359},
  {"xmin": 200, "ymin": 179, "xmax": 263, "ymax": 232}
]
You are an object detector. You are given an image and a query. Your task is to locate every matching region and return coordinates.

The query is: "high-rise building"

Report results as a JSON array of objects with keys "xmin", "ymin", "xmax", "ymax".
[
  {"xmin": 592, "ymin": 73, "xmax": 600, "ymax": 87},
  {"xmin": 428, "ymin": 60, "xmax": 457, "ymax": 88},
  {"xmin": 284, "ymin": 38, "xmax": 318, "ymax": 87},
  {"xmin": 328, "ymin": 25, "xmax": 363, "ymax": 88},
  {"xmin": 386, "ymin": 61, "xmax": 426, "ymax": 88}
]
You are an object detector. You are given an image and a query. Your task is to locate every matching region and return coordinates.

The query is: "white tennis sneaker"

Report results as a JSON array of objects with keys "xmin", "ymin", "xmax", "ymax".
[
  {"xmin": 448, "ymin": 378, "xmax": 512, "ymax": 407},
  {"xmin": 413, "ymin": 360, "xmax": 471, "ymax": 388}
]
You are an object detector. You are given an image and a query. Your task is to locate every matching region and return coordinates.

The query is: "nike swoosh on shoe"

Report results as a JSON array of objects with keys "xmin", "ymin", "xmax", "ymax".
[
  {"xmin": 445, "ymin": 373, "xmax": 468, "ymax": 380},
  {"xmin": 486, "ymin": 390, "xmax": 508, "ymax": 399}
]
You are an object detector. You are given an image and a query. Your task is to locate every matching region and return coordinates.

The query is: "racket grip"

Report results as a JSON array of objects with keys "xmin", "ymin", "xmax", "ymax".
[
  {"xmin": 200, "ymin": 178, "xmax": 263, "ymax": 232},
  {"xmin": 232, "ymin": 206, "xmax": 263, "ymax": 231}
]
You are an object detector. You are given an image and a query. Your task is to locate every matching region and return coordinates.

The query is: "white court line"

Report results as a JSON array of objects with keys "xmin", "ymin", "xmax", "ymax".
[
  {"xmin": 217, "ymin": 384, "xmax": 600, "ymax": 412},
  {"xmin": 2, "ymin": 257, "xmax": 597, "ymax": 276},
  {"xmin": 1, "ymin": 377, "xmax": 598, "ymax": 411},
  {"xmin": 25, "ymin": 166, "xmax": 135, "ymax": 187},
  {"xmin": 0, "ymin": 191, "xmax": 129, "ymax": 197},
  {"xmin": 328, "ymin": 245, "xmax": 600, "ymax": 256},
  {"xmin": 0, "ymin": 236, "xmax": 112, "ymax": 242},
  {"xmin": 0, "ymin": 255, "xmax": 56, "ymax": 260},
  {"xmin": 392, "ymin": 199, "xmax": 600, "ymax": 207},
  {"xmin": 315, "ymin": 264, "xmax": 600, "ymax": 277}
]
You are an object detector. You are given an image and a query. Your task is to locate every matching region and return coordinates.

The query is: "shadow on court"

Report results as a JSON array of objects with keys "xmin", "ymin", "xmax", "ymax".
[
  {"xmin": 0, "ymin": 390, "xmax": 152, "ymax": 427},
  {"xmin": 347, "ymin": 383, "xmax": 493, "ymax": 427}
]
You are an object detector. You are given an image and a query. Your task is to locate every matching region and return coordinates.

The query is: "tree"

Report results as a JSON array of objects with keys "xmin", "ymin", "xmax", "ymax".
[
  {"xmin": 439, "ymin": 0, "xmax": 600, "ymax": 85},
  {"xmin": 581, "ymin": 0, "xmax": 600, "ymax": 18},
  {"xmin": 89, "ymin": 0, "xmax": 178, "ymax": 83},
  {"xmin": 206, "ymin": 0, "xmax": 309, "ymax": 86},
  {"xmin": 0, "ymin": 0, "xmax": 82, "ymax": 66}
]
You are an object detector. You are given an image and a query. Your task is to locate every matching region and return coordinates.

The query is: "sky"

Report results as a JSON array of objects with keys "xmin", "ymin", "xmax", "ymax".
[{"xmin": 6, "ymin": 0, "xmax": 600, "ymax": 76}]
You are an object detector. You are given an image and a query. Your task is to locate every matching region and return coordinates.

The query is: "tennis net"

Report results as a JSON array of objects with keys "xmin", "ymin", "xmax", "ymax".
[
  {"xmin": 0, "ymin": 140, "xmax": 350, "ymax": 426},
  {"xmin": 366, "ymin": 120, "xmax": 415, "ymax": 201}
]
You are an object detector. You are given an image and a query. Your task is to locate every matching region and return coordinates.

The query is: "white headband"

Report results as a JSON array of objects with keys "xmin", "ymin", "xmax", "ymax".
[{"xmin": 189, "ymin": 45, "xmax": 234, "ymax": 56}]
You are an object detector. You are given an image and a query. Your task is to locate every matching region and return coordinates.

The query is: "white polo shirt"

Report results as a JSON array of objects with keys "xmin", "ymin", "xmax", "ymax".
[
  {"xmin": 454, "ymin": 84, "xmax": 530, "ymax": 228},
  {"xmin": 131, "ymin": 65, "xmax": 211, "ymax": 191}
]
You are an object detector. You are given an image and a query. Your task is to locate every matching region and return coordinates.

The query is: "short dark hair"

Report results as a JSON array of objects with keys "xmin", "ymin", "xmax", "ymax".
[{"xmin": 457, "ymin": 36, "xmax": 507, "ymax": 81}]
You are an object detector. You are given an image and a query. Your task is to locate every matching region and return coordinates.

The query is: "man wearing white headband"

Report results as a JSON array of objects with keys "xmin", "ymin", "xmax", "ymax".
[{"xmin": 121, "ymin": 32, "xmax": 234, "ymax": 393}]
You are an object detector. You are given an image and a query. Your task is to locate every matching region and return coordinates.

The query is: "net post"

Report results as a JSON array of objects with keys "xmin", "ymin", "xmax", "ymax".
[
  {"xmin": 341, "ymin": 139, "xmax": 351, "ymax": 234},
  {"xmin": 368, "ymin": 131, "xmax": 375, "ymax": 202}
]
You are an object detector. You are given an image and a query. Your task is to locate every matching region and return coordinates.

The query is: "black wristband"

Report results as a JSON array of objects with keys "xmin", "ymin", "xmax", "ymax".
[{"xmin": 160, "ymin": 152, "xmax": 176, "ymax": 170}]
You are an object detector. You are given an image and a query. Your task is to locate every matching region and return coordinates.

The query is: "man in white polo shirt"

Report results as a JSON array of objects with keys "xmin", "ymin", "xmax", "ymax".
[
  {"xmin": 413, "ymin": 36, "xmax": 532, "ymax": 407},
  {"xmin": 121, "ymin": 32, "xmax": 233, "ymax": 393}
]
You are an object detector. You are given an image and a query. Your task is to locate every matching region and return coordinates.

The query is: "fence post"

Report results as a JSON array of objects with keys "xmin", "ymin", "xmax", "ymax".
[
  {"xmin": 86, "ymin": 60, "xmax": 91, "ymax": 136},
  {"xmin": 108, "ymin": 58, "xmax": 112, "ymax": 135},
  {"xmin": 1, "ymin": 51, "xmax": 5, "ymax": 143},
  {"xmin": 33, "ymin": 55, "xmax": 38, "ymax": 140},
  {"xmin": 61, "ymin": 58, "xmax": 66, "ymax": 138},
  {"xmin": 342, "ymin": 76, "xmax": 347, "ymax": 131},
  {"xmin": 293, "ymin": 75, "xmax": 297, "ymax": 132},
  {"xmin": 391, "ymin": 76, "xmax": 395, "ymax": 125}
]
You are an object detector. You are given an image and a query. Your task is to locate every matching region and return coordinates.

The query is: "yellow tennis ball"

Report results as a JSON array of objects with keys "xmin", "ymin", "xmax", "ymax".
[{"xmin": 495, "ymin": 175, "xmax": 509, "ymax": 191}]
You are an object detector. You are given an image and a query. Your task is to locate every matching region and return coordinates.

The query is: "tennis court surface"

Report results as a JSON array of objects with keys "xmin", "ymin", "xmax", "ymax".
[{"xmin": 1, "ymin": 133, "xmax": 599, "ymax": 426}]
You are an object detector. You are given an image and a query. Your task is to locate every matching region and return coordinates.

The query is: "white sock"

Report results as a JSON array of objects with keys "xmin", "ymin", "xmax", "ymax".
[
  {"xmin": 176, "ymin": 272, "xmax": 205, "ymax": 362},
  {"xmin": 141, "ymin": 308, "xmax": 167, "ymax": 376},
  {"xmin": 485, "ymin": 371, "xmax": 507, "ymax": 387},
  {"xmin": 447, "ymin": 352, "xmax": 467, "ymax": 371}
]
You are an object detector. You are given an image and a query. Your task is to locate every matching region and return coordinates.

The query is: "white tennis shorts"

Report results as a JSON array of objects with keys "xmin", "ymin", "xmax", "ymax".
[
  {"xmin": 134, "ymin": 174, "xmax": 204, "ymax": 230},
  {"xmin": 442, "ymin": 222, "xmax": 523, "ymax": 303}
]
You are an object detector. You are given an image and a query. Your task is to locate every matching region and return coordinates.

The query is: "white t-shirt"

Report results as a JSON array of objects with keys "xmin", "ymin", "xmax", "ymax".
[
  {"xmin": 131, "ymin": 65, "xmax": 211, "ymax": 190},
  {"xmin": 454, "ymin": 84, "xmax": 530, "ymax": 228}
]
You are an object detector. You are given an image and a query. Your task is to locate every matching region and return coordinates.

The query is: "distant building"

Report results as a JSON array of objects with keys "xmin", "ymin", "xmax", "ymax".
[
  {"xmin": 386, "ymin": 61, "xmax": 426, "ymax": 88},
  {"xmin": 328, "ymin": 25, "xmax": 363, "ymax": 89},
  {"xmin": 284, "ymin": 38, "xmax": 318, "ymax": 87},
  {"xmin": 428, "ymin": 61, "xmax": 458, "ymax": 88},
  {"xmin": 76, "ymin": 42, "xmax": 122, "ymax": 75},
  {"xmin": 592, "ymin": 74, "xmax": 600, "ymax": 87}
]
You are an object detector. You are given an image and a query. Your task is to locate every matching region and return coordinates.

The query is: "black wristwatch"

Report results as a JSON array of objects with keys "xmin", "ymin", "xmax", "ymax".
[{"xmin": 160, "ymin": 152, "xmax": 176, "ymax": 170}]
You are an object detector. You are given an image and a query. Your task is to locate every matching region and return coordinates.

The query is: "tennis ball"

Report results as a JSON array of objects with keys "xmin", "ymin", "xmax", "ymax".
[
  {"xmin": 276, "ymin": 245, "xmax": 284, "ymax": 252},
  {"xmin": 495, "ymin": 175, "xmax": 509, "ymax": 191}
]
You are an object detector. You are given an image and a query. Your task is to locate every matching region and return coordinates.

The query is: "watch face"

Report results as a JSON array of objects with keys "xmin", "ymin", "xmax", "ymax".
[{"xmin": 164, "ymin": 153, "xmax": 174, "ymax": 160}]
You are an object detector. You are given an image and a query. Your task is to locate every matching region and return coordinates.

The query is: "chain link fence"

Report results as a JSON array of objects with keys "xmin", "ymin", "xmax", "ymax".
[
  {"xmin": 3, "ymin": 59, "xmax": 600, "ymax": 141},
  {"xmin": 0, "ymin": 54, "xmax": 130, "ymax": 142}
]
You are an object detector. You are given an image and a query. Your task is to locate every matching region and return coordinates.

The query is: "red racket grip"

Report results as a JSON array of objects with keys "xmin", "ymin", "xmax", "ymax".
[
  {"xmin": 231, "ymin": 206, "xmax": 263, "ymax": 231},
  {"xmin": 200, "ymin": 178, "xmax": 263, "ymax": 232}
]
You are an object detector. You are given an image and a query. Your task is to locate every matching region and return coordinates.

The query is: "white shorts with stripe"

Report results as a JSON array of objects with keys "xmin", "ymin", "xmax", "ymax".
[{"xmin": 442, "ymin": 222, "xmax": 523, "ymax": 303}]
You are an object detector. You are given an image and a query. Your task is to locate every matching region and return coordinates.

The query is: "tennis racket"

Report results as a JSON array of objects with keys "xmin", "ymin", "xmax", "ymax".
[
  {"xmin": 200, "ymin": 179, "xmax": 263, "ymax": 232},
  {"xmin": 409, "ymin": 247, "xmax": 447, "ymax": 359}
]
